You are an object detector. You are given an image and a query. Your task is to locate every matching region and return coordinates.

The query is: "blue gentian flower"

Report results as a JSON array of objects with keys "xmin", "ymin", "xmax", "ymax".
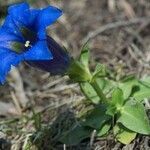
[{"xmin": 0, "ymin": 2, "xmax": 63, "ymax": 83}]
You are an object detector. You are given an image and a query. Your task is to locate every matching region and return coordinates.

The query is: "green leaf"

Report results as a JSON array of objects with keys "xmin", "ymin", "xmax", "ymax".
[
  {"xmin": 80, "ymin": 82, "xmax": 100, "ymax": 104},
  {"xmin": 80, "ymin": 45, "xmax": 90, "ymax": 68},
  {"xmin": 82, "ymin": 105, "xmax": 111, "ymax": 129},
  {"xmin": 82, "ymin": 105, "xmax": 110, "ymax": 129},
  {"xmin": 132, "ymin": 79, "xmax": 150, "ymax": 102},
  {"xmin": 111, "ymin": 88, "xmax": 124, "ymax": 106},
  {"xmin": 118, "ymin": 100, "xmax": 150, "ymax": 135},
  {"xmin": 92, "ymin": 63, "xmax": 106, "ymax": 78},
  {"xmin": 133, "ymin": 84, "xmax": 150, "ymax": 102},
  {"xmin": 106, "ymin": 105, "xmax": 116, "ymax": 116},
  {"xmin": 106, "ymin": 88, "xmax": 124, "ymax": 116},
  {"xmin": 97, "ymin": 123, "xmax": 111, "ymax": 137},
  {"xmin": 119, "ymin": 76, "xmax": 150, "ymax": 102},
  {"xmin": 113, "ymin": 124, "xmax": 137, "ymax": 144},
  {"xmin": 96, "ymin": 78, "xmax": 115, "ymax": 95},
  {"xmin": 119, "ymin": 77, "xmax": 138, "ymax": 99},
  {"xmin": 59, "ymin": 125, "xmax": 92, "ymax": 145}
]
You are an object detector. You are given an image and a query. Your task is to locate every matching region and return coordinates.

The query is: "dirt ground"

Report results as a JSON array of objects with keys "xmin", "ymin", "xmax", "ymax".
[{"xmin": 0, "ymin": 0, "xmax": 150, "ymax": 149}]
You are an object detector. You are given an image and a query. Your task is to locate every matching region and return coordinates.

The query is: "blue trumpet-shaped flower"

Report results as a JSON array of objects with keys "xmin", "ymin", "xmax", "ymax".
[{"xmin": 0, "ymin": 2, "xmax": 62, "ymax": 83}]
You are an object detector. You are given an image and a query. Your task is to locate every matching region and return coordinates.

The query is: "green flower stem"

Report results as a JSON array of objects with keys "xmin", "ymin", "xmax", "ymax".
[{"xmin": 90, "ymin": 79, "xmax": 108, "ymax": 104}]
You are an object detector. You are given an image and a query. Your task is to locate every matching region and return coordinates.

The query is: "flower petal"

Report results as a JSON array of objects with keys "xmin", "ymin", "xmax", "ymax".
[
  {"xmin": 0, "ymin": 28, "xmax": 24, "ymax": 53},
  {"xmin": 8, "ymin": 2, "xmax": 30, "ymax": 24},
  {"xmin": 2, "ymin": 15, "xmax": 23, "ymax": 40},
  {"xmin": 0, "ymin": 42, "xmax": 12, "ymax": 51},
  {"xmin": 0, "ymin": 28, "xmax": 22, "ymax": 42},
  {"xmin": 35, "ymin": 6, "xmax": 62, "ymax": 39},
  {"xmin": 0, "ymin": 50, "xmax": 22, "ymax": 84},
  {"xmin": 7, "ymin": 3, "xmax": 62, "ymax": 39},
  {"xmin": 8, "ymin": 2, "xmax": 39, "ymax": 28},
  {"xmin": 23, "ymin": 41, "xmax": 53, "ymax": 60}
]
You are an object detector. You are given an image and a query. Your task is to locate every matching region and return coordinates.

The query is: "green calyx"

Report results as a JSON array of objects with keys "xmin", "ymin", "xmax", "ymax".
[{"xmin": 67, "ymin": 59, "xmax": 92, "ymax": 82}]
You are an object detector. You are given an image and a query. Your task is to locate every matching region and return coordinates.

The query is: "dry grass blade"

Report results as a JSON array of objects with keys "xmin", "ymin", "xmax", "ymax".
[
  {"xmin": 10, "ymin": 91, "xmax": 22, "ymax": 115},
  {"xmin": 9, "ymin": 67, "xmax": 29, "ymax": 108},
  {"xmin": 82, "ymin": 17, "xmax": 150, "ymax": 45},
  {"xmin": 108, "ymin": 0, "xmax": 116, "ymax": 13}
]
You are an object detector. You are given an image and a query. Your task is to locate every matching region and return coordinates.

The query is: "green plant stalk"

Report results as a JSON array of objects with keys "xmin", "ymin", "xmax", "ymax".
[
  {"xmin": 90, "ymin": 79, "xmax": 108, "ymax": 104},
  {"xmin": 67, "ymin": 59, "xmax": 108, "ymax": 104}
]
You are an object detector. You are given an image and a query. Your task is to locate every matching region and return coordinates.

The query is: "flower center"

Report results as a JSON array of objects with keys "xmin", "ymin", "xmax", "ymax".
[
  {"xmin": 11, "ymin": 27, "xmax": 37, "ymax": 54},
  {"xmin": 25, "ymin": 40, "xmax": 31, "ymax": 48}
]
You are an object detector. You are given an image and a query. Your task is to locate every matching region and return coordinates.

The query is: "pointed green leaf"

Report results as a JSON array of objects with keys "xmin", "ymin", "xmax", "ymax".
[
  {"xmin": 92, "ymin": 63, "xmax": 106, "ymax": 78},
  {"xmin": 80, "ymin": 82, "xmax": 100, "ymax": 104},
  {"xmin": 119, "ymin": 76, "xmax": 150, "ymax": 102},
  {"xmin": 96, "ymin": 78, "xmax": 115, "ymax": 95},
  {"xmin": 106, "ymin": 105, "xmax": 116, "ymax": 116},
  {"xmin": 107, "ymin": 88, "xmax": 124, "ymax": 116},
  {"xmin": 132, "ymin": 79, "xmax": 150, "ymax": 102},
  {"xmin": 119, "ymin": 77, "xmax": 138, "ymax": 99},
  {"xmin": 118, "ymin": 100, "xmax": 150, "ymax": 135},
  {"xmin": 133, "ymin": 85, "xmax": 150, "ymax": 102},
  {"xmin": 80, "ymin": 45, "xmax": 90, "ymax": 68},
  {"xmin": 111, "ymin": 88, "xmax": 124, "ymax": 106}
]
